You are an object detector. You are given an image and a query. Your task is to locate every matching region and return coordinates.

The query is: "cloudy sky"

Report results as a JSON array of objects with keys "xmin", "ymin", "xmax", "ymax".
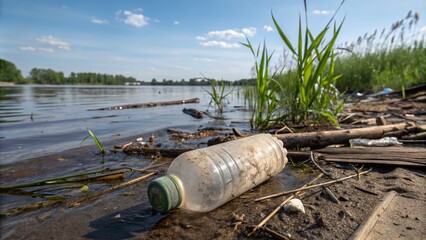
[{"xmin": 1, "ymin": 0, "xmax": 425, "ymax": 81}]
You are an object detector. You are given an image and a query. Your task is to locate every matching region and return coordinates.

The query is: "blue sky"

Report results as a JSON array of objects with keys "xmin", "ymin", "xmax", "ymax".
[{"xmin": 1, "ymin": 0, "xmax": 425, "ymax": 81}]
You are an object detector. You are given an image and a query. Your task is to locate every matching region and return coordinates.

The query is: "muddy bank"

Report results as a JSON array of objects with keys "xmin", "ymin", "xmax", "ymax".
[
  {"xmin": 1, "ymin": 120, "xmax": 425, "ymax": 239},
  {"xmin": 2, "ymin": 159, "xmax": 425, "ymax": 239}
]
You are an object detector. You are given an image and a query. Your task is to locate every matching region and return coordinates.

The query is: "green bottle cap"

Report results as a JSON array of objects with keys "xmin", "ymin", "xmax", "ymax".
[{"xmin": 148, "ymin": 175, "xmax": 181, "ymax": 213}]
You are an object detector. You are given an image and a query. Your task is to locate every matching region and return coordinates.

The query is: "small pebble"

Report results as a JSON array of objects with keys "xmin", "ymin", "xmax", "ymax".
[
  {"xmin": 283, "ymin": 199, "xmax": 305, "ymax": 214},
  {"xmin": 338, "ymin": 211, "xmax": 346, "ymax": 220}
]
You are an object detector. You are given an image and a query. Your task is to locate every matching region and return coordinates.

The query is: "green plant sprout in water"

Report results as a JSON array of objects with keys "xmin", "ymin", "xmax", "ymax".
[
  {"xmin": 81, "ymin": 129, "xmax": 105, "ymax": 155},
  {"xmin": 203, "ymin": 78, "xmax": 234, "ymax": 114}
]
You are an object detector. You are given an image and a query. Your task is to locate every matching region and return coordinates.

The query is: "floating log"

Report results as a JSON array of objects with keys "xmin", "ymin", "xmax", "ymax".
[
  {"xmin": 182, "ymin": 108, "xmax": 203, "ymax": 119},
  {"xmin": 276, "ymin": 122, "xmax": 415, "ymax": 149},
  {"xmin": 316, "ymin": 146, "xmax": 426, "ymax": 166},
  {"xmin": 92, "ymin": 98, "xmax": 200, "ymax": 110}
]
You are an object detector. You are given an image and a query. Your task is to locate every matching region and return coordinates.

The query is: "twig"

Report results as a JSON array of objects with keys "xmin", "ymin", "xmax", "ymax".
[
  {"xmin": 248, "ymin": 173, "xmax": 323, "ymax": 236},
  {"xmin": 324, "ymin": 187, "xmax": 340, "ymax": 204},
  {"xmin": 274, "ymin": 124, "xmax": 293, "ymax": 135},
  {"xmin": 259, "ymin": 226, "xmax": 292, "ymax": 240},
  {"xmin": 255, "ymin": 173, "xmax": 324, "ymax": 202},
  {"xmin": 310, "ymin": 151, "xmax": 330, "ymax": 176},
  {"xmin": 255, "ymin": 168, "xmax": 373, "ymax": 201},
  {"xmin": 350, "ymin": 164, "xmax": 364, "ymax": 181}
]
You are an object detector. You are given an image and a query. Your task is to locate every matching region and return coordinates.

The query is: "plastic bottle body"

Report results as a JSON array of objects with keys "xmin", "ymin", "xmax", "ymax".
[{"xmin": 162, "ymin": 133, "xmax": 288, "ymax": 212}]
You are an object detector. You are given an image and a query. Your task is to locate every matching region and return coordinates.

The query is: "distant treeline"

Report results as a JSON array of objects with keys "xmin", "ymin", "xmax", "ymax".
[{"xmin": 0, "ymin": 59, "xmax": 255, "ymax": 86}]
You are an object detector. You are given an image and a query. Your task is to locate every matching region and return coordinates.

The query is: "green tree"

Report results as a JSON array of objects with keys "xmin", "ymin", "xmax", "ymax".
[{"xmin": 0, "ymin": 59, "xmax": 24, "ymax": 83}]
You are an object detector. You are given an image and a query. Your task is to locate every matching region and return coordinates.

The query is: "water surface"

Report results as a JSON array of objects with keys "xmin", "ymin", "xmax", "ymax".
[{"xmin": 0, "ymin": 85, "xmax": 249, "ymax": 164}]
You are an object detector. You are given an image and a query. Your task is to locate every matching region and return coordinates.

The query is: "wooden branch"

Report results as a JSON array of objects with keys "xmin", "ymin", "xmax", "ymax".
[
  {"xmin": 348, "ymin": 191, "xmax": 397, "ymax": 240},
  {"xmin": 92, "ymin": 98, "xmax": 200, "ymax": 110},
  {"xmin": 276, "ymin": 122, "xmax": 415, "ymax": 149}
]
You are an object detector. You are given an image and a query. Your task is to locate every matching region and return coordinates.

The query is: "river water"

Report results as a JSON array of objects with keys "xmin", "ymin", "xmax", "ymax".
[{"xmin": 0, "ymin": 85, "xmax": 250, "ymax": 164}]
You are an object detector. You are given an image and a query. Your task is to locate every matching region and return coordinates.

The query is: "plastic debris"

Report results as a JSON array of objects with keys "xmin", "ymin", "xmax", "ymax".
[
  {"xmin": 283, "ymin": 198, "xmax": 305, "ymax": 214},
  {"xmin": 349, "ymin": 137, "xmax": 402, "ymax": 147}
]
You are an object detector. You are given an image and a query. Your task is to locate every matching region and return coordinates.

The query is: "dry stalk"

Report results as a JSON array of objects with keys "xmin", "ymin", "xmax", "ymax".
[
  {"xmin": 67, "ymin": 171, "xmax": 159, "ymax": 207},
  {"xmin": 255, "ymin": 168, "xmax": 372, "ymax": 202}
]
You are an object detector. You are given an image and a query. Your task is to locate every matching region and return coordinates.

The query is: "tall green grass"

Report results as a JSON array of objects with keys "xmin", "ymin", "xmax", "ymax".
[
  {"xmin": 241, "ymin": 40, "xmax": 280, "ymax": 129},
  {"xmin": 334, "ymin": 11, "xmax": 425, "ymax": 92},
  {"xmin": 243, "ymin": 0, "xmax": 345, "ymax": 128}
]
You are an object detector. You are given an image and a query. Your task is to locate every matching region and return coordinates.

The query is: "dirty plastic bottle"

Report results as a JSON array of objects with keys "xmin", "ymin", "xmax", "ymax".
[{"xmin": 147, "ymin": 133, "xmax": 288, "ymax": 213}]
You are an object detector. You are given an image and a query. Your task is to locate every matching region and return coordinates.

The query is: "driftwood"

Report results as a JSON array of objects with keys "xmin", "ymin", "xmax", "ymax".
[
  {"xmin": 348, "ymin": 191, "xmax": 398, "ymax": 240},
  {"xmin": 93, "ymin": 98, "xmax": 200, "ymax": 110},
  {"xmin": 277, "ymin": 122, "xmax": 415, "ymax": 149},
  {"xmin": 182, "ymin": 108, "xmax": 203, "ymax": 119},
  {"xmin": 316, "ymin": 146, "xmax": 426, "ymax": 166}
]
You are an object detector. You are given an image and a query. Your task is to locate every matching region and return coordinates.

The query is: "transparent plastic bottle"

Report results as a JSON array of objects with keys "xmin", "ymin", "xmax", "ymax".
[{"xmin": 148, "ymin": 133, "xmax": 288, "ymax": 213}]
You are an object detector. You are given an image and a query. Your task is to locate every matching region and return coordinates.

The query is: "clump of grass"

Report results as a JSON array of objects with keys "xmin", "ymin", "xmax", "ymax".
[
  {"xmin": 203, "ymin": 78, "xmax": 233, "ymax": 114},
  {"xmin": 243, "ymin": 0, "xmax": 345, "ymax": 128},
  {"xmin": 241, "ymin": 40, "xmax": 280, "ymax": 129}
]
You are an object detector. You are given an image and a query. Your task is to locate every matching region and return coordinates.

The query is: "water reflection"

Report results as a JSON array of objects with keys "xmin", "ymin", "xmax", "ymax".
[
  {"xmin": 0, "ymin": 85, "xmax": 250, "ymax": 163},
  {"xmin": 0, "ymin": 87, "xmax": 25, "ymax": 123}
]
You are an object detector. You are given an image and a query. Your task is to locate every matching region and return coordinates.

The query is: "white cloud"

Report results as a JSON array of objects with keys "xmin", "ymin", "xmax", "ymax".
[
  {"xmin": 312, "ymin": 9, "xmax": 334, "ymax": 15},
  {"xmin": 242, "ymin": 27, "xmax": 256, "ymax": 37},
  {"xmin": 36, "ymin": 36, "xmax": 70, "ymax": 50},
  {"xmin": 20, "ymin": 46, "xmax": 36, "ymax": 51},
  {"xmin": 207, "ymin": 29, "xmax": 245, "ymax": 39},
  {"xmin": 91, "ymin": 17, "xmax": 108, "ymax": 25},
  {"xmin": 197, "ymin": 27, "xmax": 255, "ymax": 49},
  {"xmin": 194, "ymin": 57, "xmax": 216, "ymax": 62},
  {"xmin": 117, "ymin": 10, "xmax": 149, "ymax": 27},
  {"xmin": 196, "ymin": 36, "xmax": 207, "ymax": 41},
  {"xmin": 263, "ymin": 25, "xmax": 273, "ymax": 32},
  {"xmin": 420, "ymin": 25, "xmax": 426, "ymax": 33},
  {"xmin": 199, "ymin": 41, "xmax": 240, "ymax": 48},
  {"xmin": 174, "ymin": 20, "xmax": 180, "ymax": 25},
  {"xmin": 20, "ymin": 46, "xmax": 54, "ymax": 52}
]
